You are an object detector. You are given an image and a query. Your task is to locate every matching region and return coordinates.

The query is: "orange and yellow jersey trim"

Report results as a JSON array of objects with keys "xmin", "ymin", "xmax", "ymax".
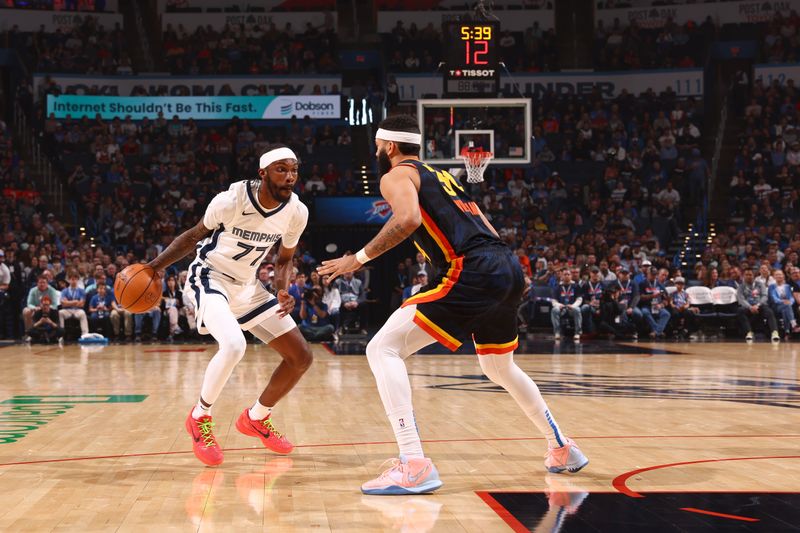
[
  {"xmin": 473, "ymin": 336, "xmax": 520, "ymax": 355},
  {"xmin": 419, "ymin": 207, "xmax": 456, "ymax": 263},
  {"xmin": 402, "ymin": 256, "xmax": 464, "ymax": 307},
  {"xmin": 413, "ymin": 310, "xmax": 462, "ymax": 351}
]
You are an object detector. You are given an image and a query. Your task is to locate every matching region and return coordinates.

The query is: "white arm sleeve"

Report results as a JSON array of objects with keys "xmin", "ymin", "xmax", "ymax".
[
  {"xmin": 203, "ymin": 188, "xmax": 238, "ymax": 230},
  {"xmin": 281, "ymin": 202, "xmax": 309, "ymax": 249}
]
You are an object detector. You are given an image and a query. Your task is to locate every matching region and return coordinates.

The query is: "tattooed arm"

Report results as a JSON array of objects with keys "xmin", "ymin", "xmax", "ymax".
[
  {"xmin": 148, "ymin": 219, "xmax": 212, "ymax": 275},
  {"xmin": 317, "ymin": 166, "xmax": 421, "ymax": 281}
]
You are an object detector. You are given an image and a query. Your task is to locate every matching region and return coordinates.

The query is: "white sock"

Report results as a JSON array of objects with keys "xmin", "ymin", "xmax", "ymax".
[
  {"xmin": 478, "ymin": 352, "xmax": 567, "ymax": 448},
  {"xmin": 192, "ymin": 400, "xmax": 211, "ymax": 420},
  {"xmin": 387, "ymin": 407, "xmax": 423, "ymax": 459},
  {"xmin": 249, "ymin": 400, "xmax": 272, "ymax": 420}
]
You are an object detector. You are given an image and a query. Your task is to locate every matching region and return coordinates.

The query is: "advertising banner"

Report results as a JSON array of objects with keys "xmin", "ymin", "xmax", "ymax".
[
  {"xmin": 46, "ymin": 95, "xmax": 341, "ymax": 120},
  {"xmin": 395, "ymin": 69, "xmax": 703, "ymax": 101},
  {"xmin": 754, "ymin": 64, "xmax": 800, "ymax": 86},
  {"xmin": 377, "ymin": 9, "xmax": 554, "ymax": 32},
  {"xmin": 314, "ymin": 197, "xmax": 393, "ymax": 225},
  {"xmin": 161, "ymin": 11, "xmax": 334, "ymax": 31},
  {"xmin": 596, "ymin": 1, "xmax": 795, "ymax": 29},
  {"xmin": 33, "ymin": 74, "xmax": 342, "ymax": 101},
  {"xmin": 0, "ymin": 10, "xmax": 123, "ymax": 31}
]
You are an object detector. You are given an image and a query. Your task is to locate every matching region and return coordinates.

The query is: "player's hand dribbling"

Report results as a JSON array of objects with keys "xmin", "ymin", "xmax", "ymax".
[
  {"xmin": 277, "ymin": 289, "xmax": 294, "ymax": 318},
  {"xmin": 317, "ymin": 255, "xmax": 361, "ymax": 282}
]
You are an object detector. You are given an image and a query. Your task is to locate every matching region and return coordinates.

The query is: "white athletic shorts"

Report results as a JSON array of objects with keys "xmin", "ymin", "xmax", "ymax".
[{"xmin": 185, "ymin": 259, "xmax": 296, "ymax": 340}]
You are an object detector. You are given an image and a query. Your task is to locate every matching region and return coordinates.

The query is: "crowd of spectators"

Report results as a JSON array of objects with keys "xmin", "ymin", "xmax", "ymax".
[
  {"xmin": 6, "ymin": 16, "xmax": 131, "ymax": 75},
  {"xmin": 760, "ymin": 11, "xmax": 800, "ymax": 64},
  {"xmin": 429, "ymin": 86, "xmax": 708, "ymax": 255},
  {"xmin": 162, "ymin": 20, "xmax": 339, "ymax": 75},
  {"xmin": 593, "ymin": 15, "xmax": 716, "ymax": 70},
  {"xmin": 1, "ymin": 0, "xmax": 109, "ymax": 11}
]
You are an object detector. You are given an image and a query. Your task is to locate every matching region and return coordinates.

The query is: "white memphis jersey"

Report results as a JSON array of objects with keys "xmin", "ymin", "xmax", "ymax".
[{"xmin": 194, "ymin": 180, "xmax": 308, "ymax": 283}]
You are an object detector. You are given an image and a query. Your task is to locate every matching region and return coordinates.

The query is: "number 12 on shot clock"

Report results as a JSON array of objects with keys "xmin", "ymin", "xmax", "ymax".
[
  {"xmin": 460, "ymin": 25, "xmax": 493, "ymax": 64},
  {"xmin": 444, "ymin": 21, "xmax": 500, "ymax": 97}
]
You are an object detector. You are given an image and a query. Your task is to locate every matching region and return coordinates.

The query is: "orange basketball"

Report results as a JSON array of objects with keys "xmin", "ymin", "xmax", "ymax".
[{"xmin": 114, "ymin": 264, "xmax": 162, "ymax": 313}]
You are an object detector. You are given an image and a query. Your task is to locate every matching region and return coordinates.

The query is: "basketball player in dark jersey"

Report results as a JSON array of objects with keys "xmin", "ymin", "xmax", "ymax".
[{"xmin": 319, "ymin": 115, "xmax": 587, "ymax": 495}]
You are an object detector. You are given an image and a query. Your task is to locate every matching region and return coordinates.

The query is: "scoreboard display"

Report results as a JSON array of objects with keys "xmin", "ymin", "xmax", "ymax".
[{"xmin": 443, "ymin": 21, "xmax": 500, "ymax": 97}]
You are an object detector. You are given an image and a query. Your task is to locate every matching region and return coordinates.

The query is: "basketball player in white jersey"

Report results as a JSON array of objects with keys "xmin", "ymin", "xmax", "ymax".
[{"xmin": 148, "ymin": 146, "xmax": 312, "ymax": 466}]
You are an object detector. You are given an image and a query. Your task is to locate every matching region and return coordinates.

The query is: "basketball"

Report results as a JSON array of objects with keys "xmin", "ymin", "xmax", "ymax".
[{"xmin": 114, "ymin": 264, "xmax": 162, "ymax": 313}]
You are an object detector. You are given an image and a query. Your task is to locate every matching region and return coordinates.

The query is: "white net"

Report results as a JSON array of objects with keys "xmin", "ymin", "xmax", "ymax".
[{"xmin": 458, "ymin": 151, "xmax": 493, "ymax": 183}]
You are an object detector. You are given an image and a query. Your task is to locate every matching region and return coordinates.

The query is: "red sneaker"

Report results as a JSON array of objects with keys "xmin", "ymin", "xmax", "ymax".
[
  {"xmin": 235, "ymin": 408, "xmax": 294, "ymax": 454},
  {"xmin": 185, "ymin": 409, "xmax": 224, "ymax": 466}
]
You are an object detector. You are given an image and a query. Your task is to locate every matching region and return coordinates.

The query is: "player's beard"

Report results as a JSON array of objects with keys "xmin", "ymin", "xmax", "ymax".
[
  {"xmin": 265, "ymin": 177, "xmax": 291, "ymax": 203},
  {"xmin": 377, "ymin": 148, "xmax": 392, "ymax": 176}
]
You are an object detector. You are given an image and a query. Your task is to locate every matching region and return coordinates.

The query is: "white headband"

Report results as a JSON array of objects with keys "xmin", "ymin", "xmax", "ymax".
[
  {"xmin": 259, "ymin": 147, "xmax": 298, "ymax": 169},
  {"xmin": 376, "ymin": 128, "xmax": 421, "ymax": 145}
]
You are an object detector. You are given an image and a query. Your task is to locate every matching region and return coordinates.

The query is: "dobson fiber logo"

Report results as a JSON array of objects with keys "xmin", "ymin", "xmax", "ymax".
[
  {"xmin": 269, "ymin": 96, "xmax": 339, "ymax": 119},
  {"xmin": 292, "ymin": 100, "xmax": 336, "ymax": 115}
]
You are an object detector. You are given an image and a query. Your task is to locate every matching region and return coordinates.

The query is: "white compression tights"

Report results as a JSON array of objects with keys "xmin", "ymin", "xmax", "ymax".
[
  {"xmin": 366, "ymin": 305, "xmax": 567, "ymax": 458},
  {"xmin": 365, "ymin": 305, "xmax": 436, "ymax": 459},
  {"xmin": 197, "ymin": 293, "xmax": 248, "ymax": 408},
  {"xmin": 477, "ymin": 352, "xmax": 565, "ymax": 447}
]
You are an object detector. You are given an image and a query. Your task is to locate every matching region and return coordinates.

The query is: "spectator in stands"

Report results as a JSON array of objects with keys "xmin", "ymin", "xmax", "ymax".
[
  {"xmin": 668, "ymin": 277, "xmax": 696, "ymax": 338},
  {"xmin": 409, "ymin": 252, "xmax": 430, "ymax": 278},
  {"xmin": 161, "ymin": 275, "xmax": 183, "ymax": 340},
  {"xmin": 638, "ymin": 267, "xmax": 670, "ymax": 338},
  {"xmin": 23, "ymin": 275, "xmax": 61, "ymax": 338},
  {"xmin": 769, "ymin": 269, "xmax": 800, "ymax": 338},
  {"xmin": 321, "ymin": 274, "xmax": 340, "ymax": 335},
  {"xmin": 0, "ymin": 249, "xmax": 11, "ymax": 339},
  {"xmin": 597, "ymin": 285, "xmax": 631, "ymax": 338},
  {"xmin": 299, "ymin": 287, "xmax": 334, "ymax": 342},
  {"xmin": 582, "ymin": 267, "xmax": 604, "ymax": 333},
  {"xmin": 288, "ymin": 272, "xmax": 310, "ymax": 323},
  {"xmin": 27, "ymin": 295, "xmax": 62, "ymax": 344},
  {"xmin": 550, "ymin": 267, "xmax": 583, "ymax": 342},
  {"xmin": 756, "ymin": 263, "xmax": 776, "ymax": 286},
  {"xmin": 133, "ymin": 301, "xmax": 161, "ymax": 342},
  {"xmin": 614, "ymin": 266, "xmax": 641, "ymax": 339},
  {"xmin": 737, "ymin": 267, "xmax": 780, "ymax": 342},
  {"xmin": 110, "ymin": 297, "xmax": 134, "ymax": 341},
  {"xmin": 89, "ymin": 282, "xmax": 114, "ymax": 337},
  {"xmin": 336, "ymin": 271, "xmax": 367, "ymax": 334},
  {"xmin": 58, "ymin": 271, "xmax": 89, "ymax": 338},
  {"xmin": 390, "ymin": 261, "xmax": 409, "ymax": 311}
]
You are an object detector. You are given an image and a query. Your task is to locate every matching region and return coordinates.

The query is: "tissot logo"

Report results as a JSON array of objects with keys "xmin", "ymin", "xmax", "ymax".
[{"xmin": 450, "ymin": 69, "xmax": 495, "ymax": 77}]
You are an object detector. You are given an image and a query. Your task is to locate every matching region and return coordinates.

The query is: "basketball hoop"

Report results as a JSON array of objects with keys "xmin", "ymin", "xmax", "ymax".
[{"xmin": 459, "ymin": 150, "xmax": 493, "ymax": 183}]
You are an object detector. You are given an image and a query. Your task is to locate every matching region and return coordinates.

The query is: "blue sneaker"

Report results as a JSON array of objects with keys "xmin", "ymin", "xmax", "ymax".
[
  {"xmin": 544, "ymin": 438, "xmax": 589, "ymax": 474},
  {"xmin": 361, "ymin": 455, "xmax": 443, "ymax": 495}
]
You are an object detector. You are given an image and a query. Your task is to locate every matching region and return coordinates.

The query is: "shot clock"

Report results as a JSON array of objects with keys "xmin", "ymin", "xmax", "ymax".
[{"xmin": 443, "ymin": 21, "xmax": 500, "ymax": 97}]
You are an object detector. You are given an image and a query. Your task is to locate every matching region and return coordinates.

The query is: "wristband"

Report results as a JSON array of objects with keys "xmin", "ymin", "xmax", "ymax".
[{"xmin": 355, "ymin": 248, "xmax": 372, "ymax": 265}]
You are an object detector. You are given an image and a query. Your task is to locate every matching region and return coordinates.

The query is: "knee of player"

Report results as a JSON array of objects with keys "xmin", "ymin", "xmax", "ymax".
[
  {"xmin": 220, "ymin": 335, "xmax": 247, "ymax": 360},
  {"xmin": 290, "ymin": 343, "xmax": 314, "ymax": 371}
]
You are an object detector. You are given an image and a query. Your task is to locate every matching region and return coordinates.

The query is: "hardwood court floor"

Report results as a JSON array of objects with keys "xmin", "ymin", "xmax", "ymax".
[{"xmin": 0, "ymin": 340, "xmax": 798, "ymax": 532}]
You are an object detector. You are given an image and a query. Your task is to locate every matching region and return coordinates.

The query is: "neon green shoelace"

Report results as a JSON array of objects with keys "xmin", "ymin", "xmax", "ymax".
[
  {"xmin": 261, "ymin": 418, "xmax": 283, "ymax": 438},
  {"xmin": 198, "ymin": 420, "xmax": 216, "ymax": 448}
]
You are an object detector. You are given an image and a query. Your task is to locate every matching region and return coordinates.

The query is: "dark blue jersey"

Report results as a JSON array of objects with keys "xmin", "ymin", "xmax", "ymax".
[{"xmin": 397, "ymin": 159, "xmax": 502, "ymax": 276}]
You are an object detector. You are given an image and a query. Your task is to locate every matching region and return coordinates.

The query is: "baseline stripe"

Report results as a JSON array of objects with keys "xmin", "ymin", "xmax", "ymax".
[
  {"xmin": 1, "ymin": 436, "xmax": 799, "ymax": 467},
  {"xmin": 680, "ymin": 507, "xmax": 759, "ymax": 522}
]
